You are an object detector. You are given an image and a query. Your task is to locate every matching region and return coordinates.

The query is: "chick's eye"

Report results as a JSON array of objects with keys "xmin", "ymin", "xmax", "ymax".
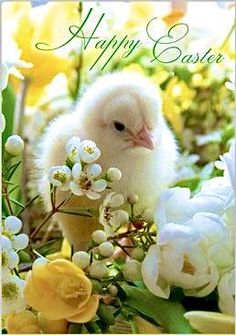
[{"xmin": 114, "ymin": 121, "xmax": 125, "ymax": 132}]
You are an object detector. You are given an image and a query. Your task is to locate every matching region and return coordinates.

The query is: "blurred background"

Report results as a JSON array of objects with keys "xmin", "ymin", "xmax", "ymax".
[{"xmin": 2, "ymin": 1, "xmax": 235, "ymax": 244}]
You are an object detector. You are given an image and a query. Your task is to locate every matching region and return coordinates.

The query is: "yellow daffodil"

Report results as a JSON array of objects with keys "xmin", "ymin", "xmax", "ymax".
[
  {"xmin": 6, "ymin": 310, "xmax": 41, "ymax": 334},
  {"xmin": 47, "ymin": 238, "xmax": 71, "ymax": 261},
  {"xmin": 24, "ymin": 259, "xmax": 99, "ymax": 323},
  {"xmin": 125, "ymin": 2, "xmax": 156, "ymax": 30},
  {"xmin": 184, "ymin": 311, "xmax": 235, "ymax": 334},
  {"xmin": 3, "ymin": 2, "xmax": 77, "ymax": 106},
  {"xmin": 134, "ymin": 316, "xmax": 165, "ymax": 334},
  {"xmin": 38, "ymin": 313, "xmax": 68, "ymax": 334}
]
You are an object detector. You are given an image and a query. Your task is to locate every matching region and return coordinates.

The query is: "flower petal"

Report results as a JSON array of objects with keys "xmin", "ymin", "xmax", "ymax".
[
  {"xmin": 92, "ymin": 179, "xmax": 107, "ymax": 192},
  {"xmin": 67, "ymin": 294, "xmax": 99, "ymax": 323}
]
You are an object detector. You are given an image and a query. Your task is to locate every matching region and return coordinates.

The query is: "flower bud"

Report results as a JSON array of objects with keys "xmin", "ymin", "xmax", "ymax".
[
  {"xmin": 89, "ymin": 261, "xmax": 108, "ymax": 279},
  {"xmin": 122, "ymin": 260, "xmax": 141, "ymax": 282},
  {"xmin": 142, "ymin": 208, "xmax": 154, "ymax": 223},
  {"xmin": 4, "ymin": 216, "xmax": 22, "ymax": 234},
  {"xmin": 92, "ymin": 230, "xmax": 107, "ymax": 244},
  {"xmin": 99, "ymin": 242, "xmax": 114, "ymax": 258},
  {"xmin": 72, "ymin": 251, "xmax": 90, "ymax": 269},
  {"xmin": 128, "ymin": 193, "xmax": 139, "ymax": 205},
  {"xmin": 33, "ymin": 257, "xmax": 49, "ymax": 269},
  {"xmin": 131, "ymin": 248, "xmax": 145, "ymax": 261},
  {"xmin": 108, "ymin": 284, "xmax": 118, "ymax": 297},
  {"xmin": 5, "ymin": 135, "xmax": 24, "ymax": 156},
  {"xmin": 107, "ymin": 168, "xmax": 122, "ymax": 182},
  {"xmin": 12, "ymin": 234, "xmax": 29, "ymax": 250}
]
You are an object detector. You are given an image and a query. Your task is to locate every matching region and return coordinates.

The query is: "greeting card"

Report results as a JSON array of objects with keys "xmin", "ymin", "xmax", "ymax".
[{"xmin": 1, "ymin": 1, "xmax": 235, "ymax": 334}]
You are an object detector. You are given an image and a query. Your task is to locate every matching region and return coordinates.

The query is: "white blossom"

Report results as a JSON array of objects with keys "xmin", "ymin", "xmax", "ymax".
[
  {"xmin": 91, "ymin": 230, "xmax": 107, "ymax": 244},
  {"xmin": 66, "ymin": 136, "xmax": 81, "ymax": 163},
  {"xmin": 4, "ymin": 216, "xmax": 22, "ymax": 234},
  {"xmin": 89, "ymin": 261, "xmax": 108, "ymax": 279},
  {"xmin": 72, "ymin": 251, "xmax": 90, "ymax": 269},
  {"xmin": 2, "ymin": 275, "xmax": 26, "ymax": 315},
  {"xmin": 70, "ymin": 163, "xmax": 107, "ymax": 200},
  {"xmin": 79, "ymin": 140, "xmax": 101, "ymax": 164},
  {"xmin": 5, "ymin": 135, "xmax": 24, "ymax": 156},
  {"xmin": 48, "ymin": 165, "xmax": 71, "ymax": 190},
  {"xmin": 123, "ymin": 260, "xmax": 141, "ymax": 282},
  {"xmin": 106, "ymin": 167, "xmax": 122, "ymax": 182},
  {"xmin": 12, "ymin": 234, "xmax": 29, "ymax": 250},
  {"xmin": 98, "ymin": 241, "xmax": 114, "ymax": 258}
]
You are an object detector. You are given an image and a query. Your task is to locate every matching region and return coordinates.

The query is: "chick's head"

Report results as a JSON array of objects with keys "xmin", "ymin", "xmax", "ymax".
[{"xmin": 78, "ymin": 72, "xmax": 163, "ymax": 156}]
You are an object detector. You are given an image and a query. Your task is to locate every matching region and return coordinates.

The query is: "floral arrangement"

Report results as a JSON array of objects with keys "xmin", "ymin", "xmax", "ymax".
[{"xmin": 1, "ymin": 1, "xmax": 235, "ymax": 334}]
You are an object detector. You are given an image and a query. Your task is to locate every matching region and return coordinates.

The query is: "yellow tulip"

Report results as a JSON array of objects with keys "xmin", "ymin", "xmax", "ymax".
[
  {"xmin": 184, "ymin": 311, "xmax": 235, "ymax": 334},
  {"xmin": 38, "ymin": 313, "xmax": 68, "ymax": 334},
  {"xmin": 134, "ymin": 316, "xmax": 165, "ymax": 334},
  {"xmin": 24, "ymin": 259, "xmax": 99, "ymax": 322},
  {"xmin": 6, "ymin": 310, "xmax": 41, "ymax": 334}
]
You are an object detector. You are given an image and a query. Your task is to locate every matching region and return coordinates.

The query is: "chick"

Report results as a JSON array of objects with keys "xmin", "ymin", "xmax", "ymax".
[{"xmin": 36, "ymin": 72, "xmax": 178, "ymax": 250}]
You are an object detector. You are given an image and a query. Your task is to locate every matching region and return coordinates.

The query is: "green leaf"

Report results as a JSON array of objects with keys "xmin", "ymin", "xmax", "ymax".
[
  {"xmin": 9, "ymin": 198, "xmax": 25, "ymax": 209},
  {"xmin": 174, "ymin": 176, "xmax": 201, "ymax": 192},
  {"xmin": 121, "ymin": 284, "xmax": 197, "ymax": 334},
  {"xmin": 97, "ymin": 303, "xmax": 115, "ymax": 325},
  {"xmin": 58, "ymin": 208, "xmax": 96, "ymax": 217},
  {"xmin": 68, "ymin": 323, "xmax": 83, "ymax": 334},
  {"xmin": 35, "ymin": 238, "xmax": 63, "ymax": 256},
  {"xmin": 4, "ymin": 161, "xmax": 22, "ymax": 180}
]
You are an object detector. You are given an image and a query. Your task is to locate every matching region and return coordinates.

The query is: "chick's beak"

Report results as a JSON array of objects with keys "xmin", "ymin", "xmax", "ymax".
[{"xmin": 133, "ymin": 124, "xmax": 155, "ymax": 150}]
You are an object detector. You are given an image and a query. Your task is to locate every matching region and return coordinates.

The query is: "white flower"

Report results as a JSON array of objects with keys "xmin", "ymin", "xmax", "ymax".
[
  {"xmin": 2, "ymin": 249, "xmax": 19, "ymax": 270},
  {"xmin": 106, "ymin": 167, "xmax": 122, "ymax": 182},
  {"xmin": 1, "ymin": 235, "xmax": 12, "ymax": 250},
  {"xmin": 89, "ymin": 261, "xmax": 108, "ymax": 279},
  {"xmin": 12, "ymin": 234, "xmax": 29, "ymax": 250},
  {"xmin": 79, "ymin": 140, "xmax": 101, "ymax": 164},
  {"xmin": 4, "ymin": 216, "xmax": 22, "ymax": 234},
  {"xmin": 2, "ymin": 275, "xmax": 26, "ymax": 315},
  {"xmin": 99, "ymin": 192, "xmax": 129, "ymax": 236},
  {"xmin": 48, "ymin": 165, "xmax": 71, "ymax": 190},
  {"xmin": 66, "ymin": 136, "xmax": 81, "ymax": 163},
  {"xmin": 142, "ymin": 214, "xmax": 222, "ymax": 299},
  {"xmin": 5, "ymin": 135, "xmax": 24, "ymax": 156},
  {"xmin": 218, "ymin": 269, "xmax": 235, "ymax": 315},
  {"xmin": 70, "ymin": 163, "xmax": 107, "ymax": 200},
  {"xmin": 98, "ymin": 241, "xmax": 114, "ymax": 258},
  {"xmin": 123, "ymin": 260, "xmax": 141, "ymax": 282},
  {"xmin": 72, "ymin": 251, "xmax": 90, "ymax": 269},
  {"xmin": 215, "ymin": 140, "xmax": 235, "ymax": 195}
]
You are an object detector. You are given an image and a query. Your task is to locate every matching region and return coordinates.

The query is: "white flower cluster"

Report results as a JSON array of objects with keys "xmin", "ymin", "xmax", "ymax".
[
  {"xmin": 48, "ymin": 137, "xmax": 122, "ymax": 200},
  {"xmin": 1, "ymin": 216, "xmax": 29, "ymax": 315},
  {"xmin": 142, "ymin": 140, "xmax": 235, "ymax": 315}
]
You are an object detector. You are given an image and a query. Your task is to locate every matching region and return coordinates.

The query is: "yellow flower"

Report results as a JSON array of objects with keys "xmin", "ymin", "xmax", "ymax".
[
  {"xmin": 134, "ymin": 316, "xmax": 165, "ymax": 334},
  {"xmin": 125, "ymin": 3, "xmax": 156, "ymax": 30},
  {"xmin": 47, "ymin": 238, "xmax": 71, "ymax": 261},
  {"xmin": 162, "ymin": 91, "xmax": 183, "ymax": 134},
  {"xmin": 38, "ymin": 313, "xmax": 68, "ymax": 334},
  {"xmin": 6, "ymin": 310, "xmax": 41, "ymax": 334},
  {"xmin": 24, "ymin": 259, "xmax": 99, "ymax": 323},
  {"xmin": 3, "ymin": 2, "xmax": 77, "ymax": 105},
  {"xmin": 184, "ymin": 311, "xmax": 235, "ymax": 334}
]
